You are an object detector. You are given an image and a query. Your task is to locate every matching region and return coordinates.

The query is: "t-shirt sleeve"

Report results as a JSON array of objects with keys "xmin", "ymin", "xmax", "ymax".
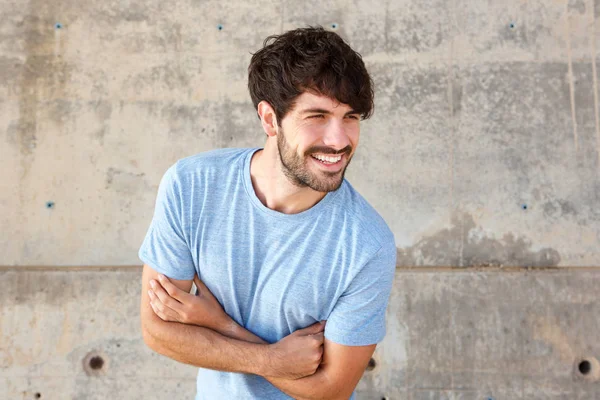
[
  {"xmin": 138, "ymin": 163, "xmax": 196, "ymax": 280},
  {"xmin": 324, "ymin": 238, "xmax": 397, "ymax": 346}
]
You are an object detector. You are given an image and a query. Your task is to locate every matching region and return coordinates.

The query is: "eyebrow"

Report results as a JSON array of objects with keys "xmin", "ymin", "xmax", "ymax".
[{"xmin": 301, "ymin": 108, "xmax": 360, "ymax": 116}]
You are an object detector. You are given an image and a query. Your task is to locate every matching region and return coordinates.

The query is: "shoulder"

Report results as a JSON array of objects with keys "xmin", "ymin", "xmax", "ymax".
[
  {"xmin": 163, "ymin": 147, "xmax": 256, "ymax": 184},
  {"xmin": 158, "ymin": 147, "xmax": 256, "ymax": 199},
  {"xmin": 175, "ymin": 147, "xmax": 255, "ymax": 175},
  {"xmin": 335, "ymin": 180, "xmax": 396, "ymax": 257}
]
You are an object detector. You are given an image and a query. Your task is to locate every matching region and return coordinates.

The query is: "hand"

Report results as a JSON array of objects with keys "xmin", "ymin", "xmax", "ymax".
[
  {"xmin": 148, "ymin": 274, "xmax": 232, "ymax": 334},
  {"xmin": 266, "ymin": 321, "xmax": 326, "ymax": 379}
]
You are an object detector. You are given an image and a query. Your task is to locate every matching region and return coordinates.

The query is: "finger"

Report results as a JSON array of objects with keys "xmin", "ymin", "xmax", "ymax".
[
  {"xmin": 148, "ymin": 289, "xmax": 169, "ymax": 314},
  {"xmin": 150, "ymin": 280, "xmax": 182, "ymax": 311},
  {"xmin": 157, "ymin": 274, "xmax": 187, "ymax": 302},
  {"xmin": 318, "ymin": 346, "xmax": 326, "ymax": 365},
  {"xmin": 148, "ymin": 288, "xmax": 169, "ymax": 310},
  {"xmin": 311, "ymin": 332, "xmax": 324, "ymax": 344},
  {"xmin": 193, "ymin": 275, "xmax": 214, "ymax": 298},
  {"xmin": 295, "ymin": 321, "xmax": 326, "ymax": 336},
  {"xmin": 150, "ymin": 300, "xmax": 168, "ymax": 321},
  {"xmin": 149, "ymin": 290, "xmax": 179, "ymax": 322}
]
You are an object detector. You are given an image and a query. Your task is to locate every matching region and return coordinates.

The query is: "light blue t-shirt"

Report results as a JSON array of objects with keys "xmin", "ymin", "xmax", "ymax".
[{"xmin": 139, "ymin": 148, "xmax": 396, "ymax": 400}]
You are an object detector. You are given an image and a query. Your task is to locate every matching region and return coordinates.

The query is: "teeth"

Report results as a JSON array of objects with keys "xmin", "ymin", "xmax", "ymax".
[{"xmin": 312, "ymin": 154, "xmax": 342, "ymax": 163}]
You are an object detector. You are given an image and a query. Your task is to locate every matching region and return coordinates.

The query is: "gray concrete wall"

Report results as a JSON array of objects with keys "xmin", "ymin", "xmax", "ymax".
[
  {"xmin": 2, "ymin": 268, "xmax": 599, "ymax": 399},
  {"xmin": 2, "ymin": 0, "xmax": 600, "ymax": 398}
]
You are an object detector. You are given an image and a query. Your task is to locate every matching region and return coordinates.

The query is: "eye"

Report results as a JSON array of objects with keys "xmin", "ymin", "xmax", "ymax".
[
  {"xmin": 309, "ymin": 114, "xmax": 325, "ymax": 119},
  {"xmin": 346, "ymin": 115, "xmax": 360, "ymax": 120}
]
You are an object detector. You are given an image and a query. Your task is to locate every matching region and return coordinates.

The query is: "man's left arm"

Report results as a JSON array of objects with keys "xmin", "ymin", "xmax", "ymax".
[
  {"xmin": 266, "ymin": 339, "xmax": 376, "ymax": 400},
  {"xmin": 266, "ymin": 240, "xmax": 397, "ymax": 399}
]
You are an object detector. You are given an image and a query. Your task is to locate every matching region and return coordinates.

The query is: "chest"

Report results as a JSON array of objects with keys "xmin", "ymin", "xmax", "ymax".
[{"xmin": 190, "ymin": 211, "xmax": 360, "ymax": 338}]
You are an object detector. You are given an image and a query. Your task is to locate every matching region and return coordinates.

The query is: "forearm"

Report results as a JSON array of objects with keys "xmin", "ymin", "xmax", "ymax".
[
  {"xmin": 221, "ymin": 323, "xmax": 346, "ymax": 400},
  {"xmin": 268, "ymin": 370, "xmax": 347, "ymax": 400},
  {"xmin": 149, "ymin": 317, "xmax": 353, "ymax": 400},
  {"xmin": 142, "ymin": 311, "xmax": 271, "ymax": 375}
]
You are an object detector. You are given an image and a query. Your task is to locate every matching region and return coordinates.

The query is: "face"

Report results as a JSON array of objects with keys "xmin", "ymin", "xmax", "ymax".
[{"xmin": 276, "ymin": 92, "xmax": 360, "ymax": 193}]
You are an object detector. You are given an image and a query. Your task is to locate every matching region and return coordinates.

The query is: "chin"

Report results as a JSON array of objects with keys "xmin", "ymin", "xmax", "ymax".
[{"xmin": 309, "ymin": 175, "xmax": 345, "ymax": 193}]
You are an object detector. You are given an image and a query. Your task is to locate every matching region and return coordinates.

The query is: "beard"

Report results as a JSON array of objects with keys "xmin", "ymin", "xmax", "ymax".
[{"xmin": 277, "ymin": 127, "xmax": 353, "ymax": 193}]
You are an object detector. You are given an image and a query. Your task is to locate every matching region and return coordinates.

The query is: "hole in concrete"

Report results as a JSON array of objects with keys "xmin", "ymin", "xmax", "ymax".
[
  {"xmin": 509, "ymin": 23, "xmax": 515, "ymax": 29},
  {"xmin": 366, "ymin": 358, "xmax": 376, "ymax": 371},
  {"xmin": 217, "ymin": 24, "xmax": 223, "ymax": 31},
  {"xmin": 54, "ymin": 23, "xmax": 62, "ymax": 29},
  {"xmin": 579, "ymin": 360, "xmax": 592, "ymax": 375},
  {"xmin": 116, "ymin": 343, "xmax": 121, "ymax": 348},
  {"xmin": 46, "ymin": 201, "xmax": 55, "ymax": 209},
  {"xmin": 89, "ymin": 356, "xmax": 104, "ymax": 370},
  {"xmin": 83, "ymin": 351, "xmax": 109, "ymax": 376},
  {"xmin": 521, "ymin": 204, "xmax": 528, "ymax": 210},
  {"xmin": 35, "ymin": 394, "xmax": 41, "ymax": 399}
]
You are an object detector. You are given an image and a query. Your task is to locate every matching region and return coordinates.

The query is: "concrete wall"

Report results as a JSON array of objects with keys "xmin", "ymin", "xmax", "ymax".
[
  {"xmin": 2, "ymin": 0, "xmax": 600, "ymax": 398},
  {"xmin": 2, "ymin": 268, "xmax": 599, "ymax": 399}
]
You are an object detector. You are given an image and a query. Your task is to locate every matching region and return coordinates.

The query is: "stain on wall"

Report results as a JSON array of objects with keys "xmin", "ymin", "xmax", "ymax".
[{"xmin": 396, "ymin": 212, "xmax": 561, "ymax": 267}]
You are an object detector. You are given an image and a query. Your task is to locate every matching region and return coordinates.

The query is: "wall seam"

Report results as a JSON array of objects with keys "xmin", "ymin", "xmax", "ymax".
[
  {"xmin": 566, "ymin": 0, "xmax": 580, "ymax": 151},
  {"xmin": 590, "ymin": 0, "xmax": 600, "ymax": 168}
]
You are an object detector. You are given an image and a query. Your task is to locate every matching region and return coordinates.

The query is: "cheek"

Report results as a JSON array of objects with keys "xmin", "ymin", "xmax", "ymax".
[
  {"xmin": 348, "ymin": 126, "xmax": 360, "ymax": 148},
  {"xmin": 298, "ymin": 127, "xmax": 323, "ymax": 148}
]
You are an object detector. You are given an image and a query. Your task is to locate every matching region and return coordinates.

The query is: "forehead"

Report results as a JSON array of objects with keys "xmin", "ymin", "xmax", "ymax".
[{"xmin": 292, "ymin": 91, "xmax": 353, "ymax": 113}]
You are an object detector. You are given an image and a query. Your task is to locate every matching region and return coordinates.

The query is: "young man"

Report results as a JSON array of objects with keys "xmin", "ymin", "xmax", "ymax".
[{"xmin": 139, "ymin": 27, "xmax": 397, "ymax": 399}]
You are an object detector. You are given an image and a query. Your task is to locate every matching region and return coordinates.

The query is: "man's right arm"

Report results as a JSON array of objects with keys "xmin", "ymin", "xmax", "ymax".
[
  {"xmin": 140, "ymin": 263, "xmax": 275, "ymax": 375},
  {"xmin": 141, "ymin": 264, "xmax": 324, "ymax": 379}
]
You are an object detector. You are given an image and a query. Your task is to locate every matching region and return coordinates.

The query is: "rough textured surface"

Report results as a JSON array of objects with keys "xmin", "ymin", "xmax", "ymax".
[
  {"xmin": 2, "ymin": 0, "xmax": 600, "ymax": 399},
  {"xmin": 1, "ymin": 268, "xmax": 599, "ymax": 399},
  {"xmin": 1, "ymin": 0, "xmax": 600, "ymax": 267},
  {"xmin": 0, "ymin": 268, "xmax": 197, "ymax": 399}
]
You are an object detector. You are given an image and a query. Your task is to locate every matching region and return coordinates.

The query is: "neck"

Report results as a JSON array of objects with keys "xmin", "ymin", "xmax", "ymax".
[{"xmin": 250, "ymin": 140, "xmax": 327, "ymax": 214}]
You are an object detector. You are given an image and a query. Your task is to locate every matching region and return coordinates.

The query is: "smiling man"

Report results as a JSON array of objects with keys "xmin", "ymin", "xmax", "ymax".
[{"xmin": 139, "ymin": 27, "xmax": 397, "ymax": 399}]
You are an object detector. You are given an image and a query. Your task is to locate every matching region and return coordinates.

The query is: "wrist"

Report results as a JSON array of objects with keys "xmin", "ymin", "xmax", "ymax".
[
  {"xmin": 216, "ymin": 316, "xmax": 239, "ymax": 337},
  {"xmin": 258, "ymin": 344, "xmax": 278, "ymax": 377}
]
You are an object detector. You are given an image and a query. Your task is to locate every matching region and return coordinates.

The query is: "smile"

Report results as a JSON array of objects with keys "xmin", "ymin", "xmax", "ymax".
[{"xmin": 311, "ymin": 154, "xmax": 342, "ymax": 164}]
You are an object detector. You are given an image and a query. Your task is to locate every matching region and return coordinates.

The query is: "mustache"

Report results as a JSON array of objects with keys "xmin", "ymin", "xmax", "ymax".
[{"xmin": 305, "ymin": 145, "xmax": 352, "ymax": 156}]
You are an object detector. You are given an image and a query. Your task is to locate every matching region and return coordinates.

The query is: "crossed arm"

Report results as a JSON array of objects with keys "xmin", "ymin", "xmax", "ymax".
[{"xmin": 140, "ymin": 264, "xmax": 376, "ymax": 400}]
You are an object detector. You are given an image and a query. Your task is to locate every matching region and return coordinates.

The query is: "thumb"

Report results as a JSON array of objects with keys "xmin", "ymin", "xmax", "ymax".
[
  {"xmin": 193, "ymin": 275, "xmax": 212, "ymax": 297},
  {"xmin": 295, "ymin": 321, "xmax": 326, "ymax": 336}
]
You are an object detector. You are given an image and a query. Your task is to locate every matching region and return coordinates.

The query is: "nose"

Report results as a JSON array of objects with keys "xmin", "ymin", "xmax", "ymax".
[{"xmin": 322, "ymin": 119, "xmax": 351, "ymax": 151}]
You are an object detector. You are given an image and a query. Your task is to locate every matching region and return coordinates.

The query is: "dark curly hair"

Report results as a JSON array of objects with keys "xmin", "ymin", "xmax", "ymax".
[{"xmin": 248, "ymin": 26, "xmax": 374, "ymax": 124}]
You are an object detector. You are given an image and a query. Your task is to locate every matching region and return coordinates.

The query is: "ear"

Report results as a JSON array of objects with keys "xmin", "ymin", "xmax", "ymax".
[{"xmin": 257, "ymin": 101, "xmax": 279, "ymax": 137}]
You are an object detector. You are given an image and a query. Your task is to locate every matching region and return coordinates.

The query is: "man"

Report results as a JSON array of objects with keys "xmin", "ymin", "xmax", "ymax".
[{"xmin": 139, "ymin": 26, "xmax": 396, "ymax": 399}]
